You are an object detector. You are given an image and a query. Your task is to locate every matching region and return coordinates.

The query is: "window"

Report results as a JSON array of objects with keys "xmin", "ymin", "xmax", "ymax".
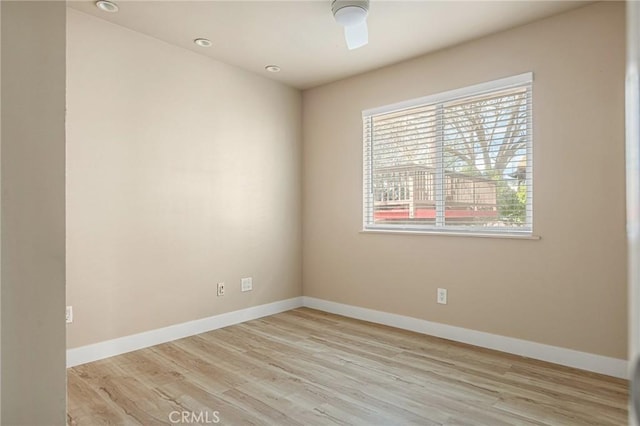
[{"xmin": 363, "ymin": 73, "xmax": 533, "ymax": 236}]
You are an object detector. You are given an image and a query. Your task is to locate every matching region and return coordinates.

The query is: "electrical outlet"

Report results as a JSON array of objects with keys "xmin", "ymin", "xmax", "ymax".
[
  {"xmin": 217, "ymin": 282, "xmax": 225, "ymax": 297},
  {"xmin": 66, "ymin": 306, "xmax": 73, "ymax": 324},
  {"xmin": 437, "ymin": 288, "xmax": 448, "ymax": 305},
  {"xmin": 241, "ymin": 277, "xmax": 253, "ymax": 292}
]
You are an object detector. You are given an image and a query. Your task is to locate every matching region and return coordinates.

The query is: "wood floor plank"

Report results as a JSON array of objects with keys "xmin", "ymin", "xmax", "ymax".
[{"xmin": 67, "ymin": 308, "xmax": 629, "ymax": 425}]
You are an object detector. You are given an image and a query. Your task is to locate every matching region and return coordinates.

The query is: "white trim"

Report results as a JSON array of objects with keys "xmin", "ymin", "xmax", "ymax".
[
  {"xmin": 66, "ymin": 297, "xmax": 303, "ymax": 368},
  {"xmin": 360, "ymin": 228, "xmax": 539, "ymax": 240},
  {"xmin": 67, "ymin": 295, "xmax": 627, "ymax": 379},
  {"xmin": 362, "ymin": 72, "xmax": 533, "ymax": 117},
  {"xmin": 302, "ymin": 296, "xmax": 628, "ymax": 379}
]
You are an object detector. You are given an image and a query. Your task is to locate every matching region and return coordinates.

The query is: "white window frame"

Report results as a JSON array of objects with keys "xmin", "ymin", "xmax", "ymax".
[{"xmin": 362, "ymin": 73, "xmax": 534, "ymax": 237}]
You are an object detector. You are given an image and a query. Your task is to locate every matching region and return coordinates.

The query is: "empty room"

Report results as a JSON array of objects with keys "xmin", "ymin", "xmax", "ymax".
[{"xmin": 1, "ymin": 0, "xmax": 638, "ymax": 425}]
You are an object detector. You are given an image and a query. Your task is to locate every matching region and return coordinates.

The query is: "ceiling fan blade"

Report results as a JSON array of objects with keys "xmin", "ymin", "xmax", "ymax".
[{"xmin": 344, "ymin": 20, "xmax": 368, "ymax": 50}]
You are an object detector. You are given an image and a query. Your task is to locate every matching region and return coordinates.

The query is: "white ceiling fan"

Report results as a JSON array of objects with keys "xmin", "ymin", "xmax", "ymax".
[{"xmin": 331, "ymin": 0, "xmax": 370, "ymax": 50}]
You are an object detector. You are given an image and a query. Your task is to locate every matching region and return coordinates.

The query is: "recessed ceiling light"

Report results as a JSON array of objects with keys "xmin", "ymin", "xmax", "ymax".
[
  {"xmin": 95, "ymin": 0, "xmax": 119, "ymax": 13},
  {"xmin": 194, "ymin": 38, "xmax": 212, "ymax": 48},
  {"xmin": 265, "ymin": 65, "xmax": 281, "ymax": 73}
]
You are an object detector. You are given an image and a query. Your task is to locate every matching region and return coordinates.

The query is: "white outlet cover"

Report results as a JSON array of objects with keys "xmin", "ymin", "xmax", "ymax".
[
  {"xmin": 66, "ymin": 306, "xmax": 73, "ymax": 324},
  {"xmin": 217, "ymin": 282, "xmax": 225, "ymax": 296},
  {"xmin": 241, "ymin": 277, "xmax": 253, "ymax": 292},
  {"xmin": 437, "ymin": 288, "xmax": 448, "ymax": 305}
]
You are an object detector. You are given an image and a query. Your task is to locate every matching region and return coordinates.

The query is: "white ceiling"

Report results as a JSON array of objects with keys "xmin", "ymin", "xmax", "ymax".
[{"xmin": 68, "ymin": 1, "xmax": 591, "ymax": 89}]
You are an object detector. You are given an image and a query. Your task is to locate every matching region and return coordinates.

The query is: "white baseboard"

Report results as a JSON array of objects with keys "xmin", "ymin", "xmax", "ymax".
[
  {"xmin": 66, "ymin": 297, "xmax": 304, "ymax": 368},
  {"xmin": 67, "ymin": 295, "xmax": 628, "ymax": 379},
  {"xmin": 302, "ymin": 296, "xmax": 629, "ymax": 379}
]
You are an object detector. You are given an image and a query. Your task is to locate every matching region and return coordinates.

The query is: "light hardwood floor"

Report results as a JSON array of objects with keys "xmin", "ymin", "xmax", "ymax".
[{"xmin": 67, "ymin": 308, "xmax": 628, "ymax": 425}]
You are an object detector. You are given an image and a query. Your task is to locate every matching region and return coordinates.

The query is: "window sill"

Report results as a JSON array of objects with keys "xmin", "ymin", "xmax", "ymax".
[{"xmin": 360, "ymin": 229, "xmax": 541, "ymax": 240}]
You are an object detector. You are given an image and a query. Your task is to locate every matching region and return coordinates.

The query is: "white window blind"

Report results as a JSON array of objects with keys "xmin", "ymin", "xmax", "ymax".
[{"xmin": 363, "ymin": 73, "xmax": 533, "ymax": 236}]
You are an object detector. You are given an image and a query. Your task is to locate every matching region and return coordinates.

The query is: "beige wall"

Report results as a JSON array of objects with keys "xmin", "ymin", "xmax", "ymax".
[
  {"xmin": 302, "ymin": 2, "xmax": 628, "ymax": 359},
  {"xmin": 68, "ymin": 2, "xmax": 627, "ymax": 362},
  {"xmin": 66, "ymin": 9, "xmax": 302, "ymax": 348},
  {"xmin": 1, "ymin": 2, "xmax": 3, "ymax": 420},
  {"xmin": 1, "ymin": 1, "xmax": 67, "ymax": 424}
]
